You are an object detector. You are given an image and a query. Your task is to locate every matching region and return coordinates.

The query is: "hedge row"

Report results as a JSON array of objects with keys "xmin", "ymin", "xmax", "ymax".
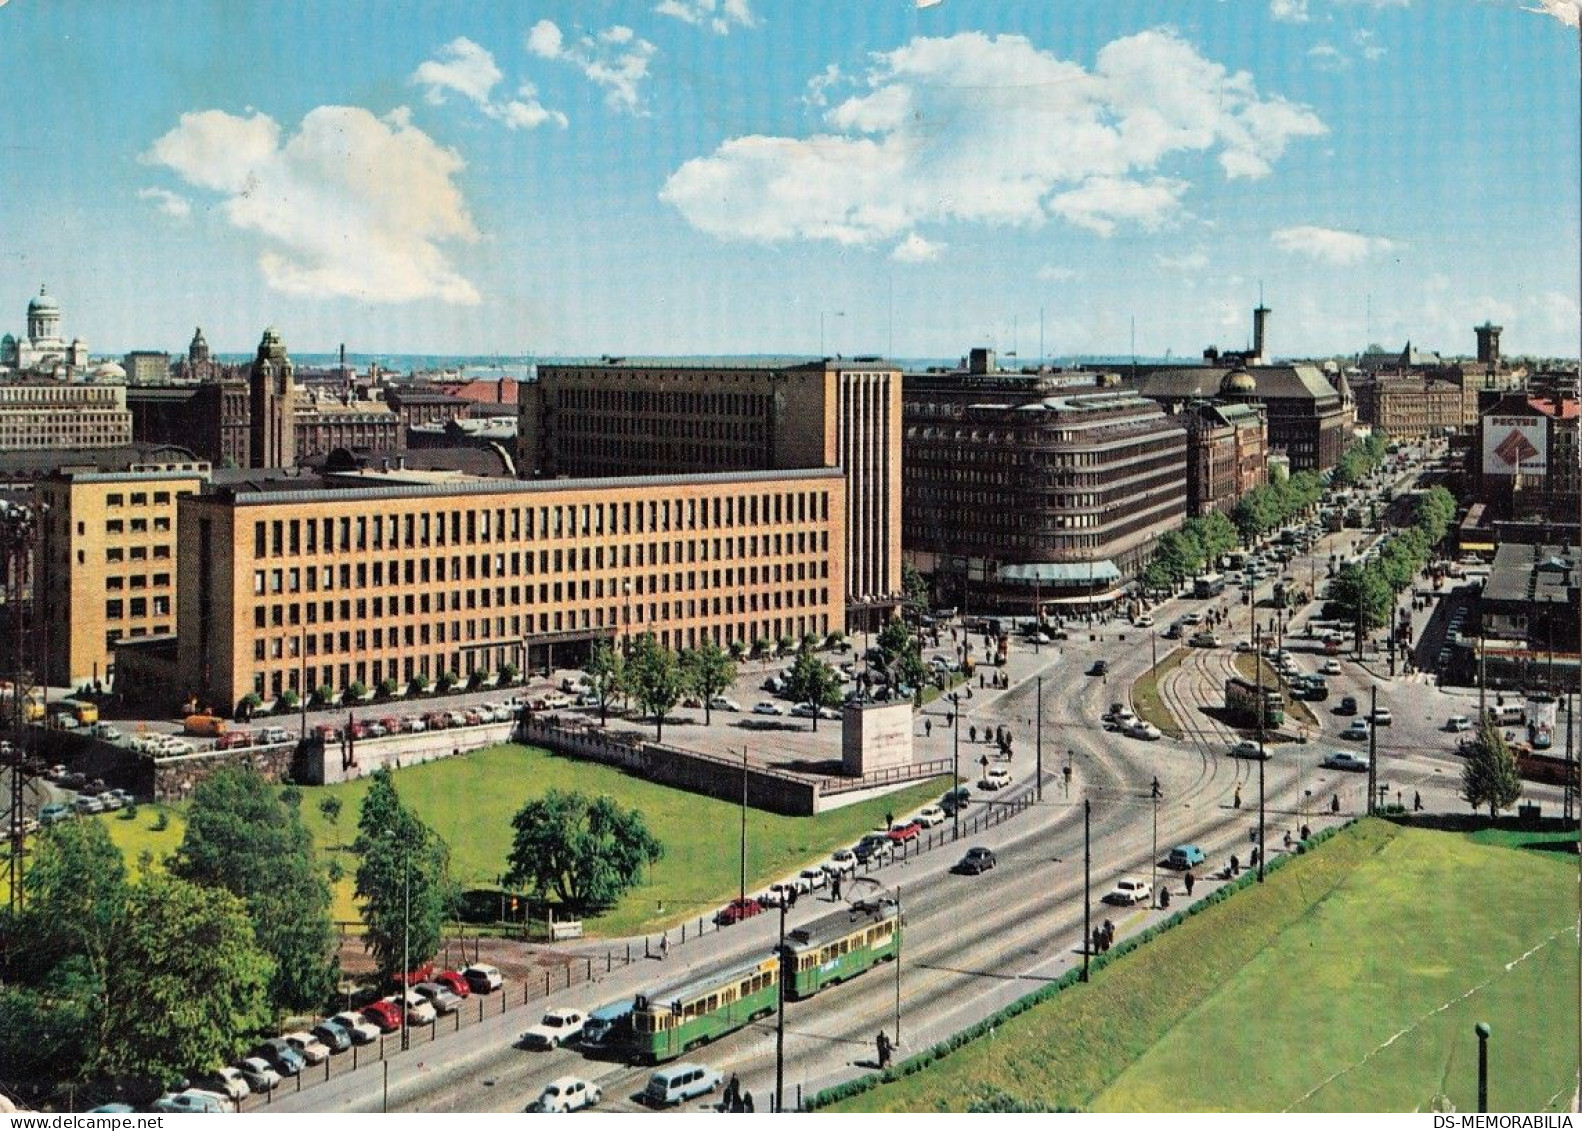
[{"xmin": 807, "ymin": 818, "xmax": 1360, "ymax": 1112}]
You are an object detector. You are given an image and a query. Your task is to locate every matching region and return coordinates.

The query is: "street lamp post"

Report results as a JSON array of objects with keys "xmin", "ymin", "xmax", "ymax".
[
  {"xmin": 1081, "ymin": 798, "xmax": 1091, "ymax": 983},
  {"xmin": 1256, "ymin": 624, "xmax": 1266, "ymax": 883},
  {"xmin": 1150, "ymin": 776, "xmax": 1161, "ymax": 908},
  {"xmin": 951, "ymin": 692, "xmax": 961, "ymax": 840},
  {"xmin": 1035, "ymin": 675, "xmax": 1043, "ymax": 803},
  {"xmin": 739, "ymin": 746, "xmax": 748, "ymax": 911},
  {"xmin": 774, "ymin": 899, "xmax": 788, "ymax": 1111},
  {"xmin": 1475, "ymin": 1021, "xmax": 1490, "ymax": 1113}
]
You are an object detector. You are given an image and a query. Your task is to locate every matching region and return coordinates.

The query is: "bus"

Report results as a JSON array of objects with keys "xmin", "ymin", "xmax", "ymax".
[
  {"xmin": 51, "ymin": 698, "xmax": 99, "ymax": 726},
  {"xmin": 624, "ymin": 956, "xmax": 780, "ymax": 1064},
  {"xmin": 1224, "ymin": 676, "xmax": 1284, "ymax": 729},
  {"xmin": 782, "ymin": 901, "xmax": 901, "ymax": 1000},
  {"xmin": 1193, "ymin": 574, "xmax": 1226, "ymax": 599}
]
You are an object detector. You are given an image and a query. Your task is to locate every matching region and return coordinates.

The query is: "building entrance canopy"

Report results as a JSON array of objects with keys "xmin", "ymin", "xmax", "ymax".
[{"xmin": 997, "ymin": 560, "xmax": 1122, "ymax": 585}]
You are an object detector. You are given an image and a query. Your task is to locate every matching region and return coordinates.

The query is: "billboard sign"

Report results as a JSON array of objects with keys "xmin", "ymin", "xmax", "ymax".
[{"xmin": 1482, "ymin": 416, "xmax": 1547, "ymax": 476}]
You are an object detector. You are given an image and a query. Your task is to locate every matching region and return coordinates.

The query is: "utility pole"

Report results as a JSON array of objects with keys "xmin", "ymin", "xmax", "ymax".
[
  {"xmin": 774, "ymin": 899, "xmax": 787, "ymax": 1112},
  {"xmin": 1035, "ymin": 676, "xmax": 1043, "ymax": 803},
  {"xmin": 1081, "ymin": 798, "xmax": 1091, "ymax": 983},
  {"xmin": 893, "ymin": 885, "xmax": 902, "ymax": 1048},
  {"xmin": 1368, "ymin": 685, "xmax": 1379, "ymax": 817},
  {"xmin": 952, "ymin": 692, "xmax": 961, "ymax": 840},
  {"xmin": 1256, "ymin": 624, "xmax": 1266, "ymax": 883},
  {"xmin": 739, "ymin": 747, "xmax": 748, "ymax": 912},
  {"xmin": 1150, "ymin": 777, "xmax": 1161, "ymax": 907}
]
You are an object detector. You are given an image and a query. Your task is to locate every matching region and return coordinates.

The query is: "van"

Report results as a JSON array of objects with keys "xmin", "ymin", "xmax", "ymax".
[
  {"xmin": 581, "ymin": 998, "xmax": 635, "ymax": 1048},
  {"xmin": 258, "ymin": 725, "xmax": 290, "ymax": 745},
  {"xmin": 183, "ymin": 713, "xmax": 228, "ymax": 737},
  {"xmin": 1485, "ymin": 704, "xmax": 1524, "ymax": 727},
  {"xmin": 644, "ymin": 1063, "xmax": 722, "ymax": 1107}
]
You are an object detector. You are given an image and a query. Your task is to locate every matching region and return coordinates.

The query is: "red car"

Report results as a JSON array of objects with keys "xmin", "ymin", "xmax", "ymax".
[
  {"xmin": 393, "ymin": 961, "xmax": 435, "ymax": 989},
  {"xmin": 425, "ymin": 712, "xmax": 450, "ymax": 731},
  {"xmin": 433, "ymin": 970, "xmax": 471, "ymax": 999},
  {"xmin": 714, "ymin": 898, "xmax": 765, "ymax": 926},
  {"xmin": 215, "ymin": 729, "xmax": 253, "ymax": 750},
  {"xmin": 361, "ymin": 1000, "xmax": 403, "ymax": 1033},
  {"xmin": 886, "ymin": 821, "xmax": 922, "ymax": 844}
]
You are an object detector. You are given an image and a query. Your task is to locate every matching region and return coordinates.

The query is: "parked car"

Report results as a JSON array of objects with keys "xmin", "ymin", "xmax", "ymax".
[
  {"xmin": 852, "ymin": 835, "xmax": 893, "ymax": 865},
  {"xmin": 1445, "ymin": 714, "xmax": 1472, "ymax": 732},
  {"xmin": 1322, "ymin": 750, "xmax": 1370, "ymax": 772},
  {"xmin": 282, "ymin": 1031, "xmax": 330, "ymax": 1065},
  {"xmin": 798, "ymin": 867, "xmax": 829, "ymax": 891},
  {"xmin": 393, "ymin": 992, "xmax": 436, "ymax": 1026},
  {"xmin": 529, "ymin": 1076, "xmax": 602, "ymax": 1113},
  {"xmin": 885, "ymin": 820, "xmax": 921, "ymax": 844},
  {"xmin": 979, "ymin": 767, "xmax": 1012, "ymax": 790},
  {"xmin": 258, "ymin": 725, "xmax": 290, "ymax": 744},
  {"xmin": 463, "ymin": 963, "xmax": 503, "ymax": 993},
  {"xmin": 752, "ymin": 700, "xmax": 786, "ymax": 716},
  {"xmin": 72, "ymin": 795, "xmax": 105, "ymax": 815},
  {"xmin": 823, "ymin": 849, "xmax": 858, "ymax": 877},
  {"xmin": 254, "ymin": 1038, "xmax": 305, "ymax": 1076},
  {"xmin": 708, "ymin": 696, "xmax": 742, "ymax": 713},
  {"xmin": 1341, "ymin": 719, "xmax": 1372, "ymax": 741},
  {"xmin": 432, "ymin": 970, "xmax": 471, "ymax": 999},
  {"xmin": 199, "ymin": 1067, "xmax": 250, "ymax": 1103},
  {"xmin": 414, "ymin": 981, "xmax": 463, "ymax": 1016},
  {"xmin": 913, "ymin": 805, "xmax": 947, "ymax": 827},
  {"xmin": 360, "ymin": 1000, "xmax": 403, "ymax": 1033},
  {"xmin": 1165, "ymin": 844, "xmax": 1205, "ymax": 870},
  {"xmin": 1227, "ymin": 740, "xmax": 1266, "ymax": 760},
  {"xmin": 1104, "ymin": 877, "xmax": 1152, "ymax": 906},
  {"xmin": 522, "ymin": 1007, "xmax": 587, "ymax": 1049},
  {"xmin": 310, "ymin": 1020, "xmax": 352, "ymax": 1053},
  {"xmin": 954, "ymin": 846, "xmax": 997, "ymax": 874},
  {"xmin": 152, "ymin": 1090, "xmax": 228, "ymax": 1114},
  {"xmin": 235, "ymin": 1057, "xmax": 282, "ymax": 1092},
  {"xmin": 331, "ymin": 1011, "xmax": 382, "ymax": 1045},
  {"xmin": 39, "ymin": 801, "xmax": 71, "ymax": 826},
  {"xmin": 714, "ymin": 897, "xmax": 763, "ymax": 926},
  {"xmin": 94, "ymin": 790, "xmax": 123, "ymax": 812}
]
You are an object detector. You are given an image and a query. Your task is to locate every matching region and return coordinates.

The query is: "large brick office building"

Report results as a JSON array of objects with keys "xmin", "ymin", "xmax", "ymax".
[
  {"xmin": 174, "ymin": 465, "xmax": 846, "ymax": 710},
  {"xmin": 520, "ymin": 357, "xmax": 901, "ymax": 630}
]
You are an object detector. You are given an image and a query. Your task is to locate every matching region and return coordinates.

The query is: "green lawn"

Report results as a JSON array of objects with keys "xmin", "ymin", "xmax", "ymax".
[
  {"xmin": 16, "ymin": 745, "xmax": 950, "ymax": 939},
  {"xmin": 827, "ymin": 820, "xmax": 1578, "ymax": 1113}
]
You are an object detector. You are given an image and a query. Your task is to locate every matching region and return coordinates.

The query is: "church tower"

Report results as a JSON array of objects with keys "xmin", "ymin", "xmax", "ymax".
[{"xmin": 248, "ymin": 326, "xmax": 296, "ymax": 468}]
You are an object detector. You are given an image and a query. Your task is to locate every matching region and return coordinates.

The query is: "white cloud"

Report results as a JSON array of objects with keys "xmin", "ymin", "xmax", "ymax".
[
  {"xmin": 1354, "ymin": 29, "xmax": 1386, "ymax": 61},
  {"xmin": 891, "ymin": 233, "xmax": 944, "ymax": 263},
  {"xmin": 1037, "ymin": 265, "xmax": 1077, "ymax": 282},
  {"xmin": 144, "ymin": 106, "xmax": 480, "ymax": 304},
  {"xmin": 1308, "ymin": 42, "xmax": 1350, "ymax": 71},
  {"xmin": 1157, "ymin": 250, "xmax": 1210, "ymax": 271},
  {"xmin": 411, "ymin": 38, "xmax": 567, "ymax": 130},
  {"xmin": 1270, "ymin": 0, "xmax": 1309, "ymax": 22},
  {"xmin": 661, "ymin": 29, "xmax": 1325, "ymax": 245},
  {"xmin": 137, "ymin": 186, "xmax": 191, "ymax": 219},
  {"xmin": 1527, "ymin": 1, "xmax": 1582, "ymax": 26},
  {"xmin": 803, "ymin": 64, "xmax": 843, "ymax": 109},
  {"xmin": 655, "ymin": 0, "xmax": 755, "ymax": 35},
  {"xmin": 526, "ymin": 19, "xmax": 656, "ymax": 113},
  {"xmin": 1271, "ymin": 225, "xmax": 1401, "ymax": 265}
]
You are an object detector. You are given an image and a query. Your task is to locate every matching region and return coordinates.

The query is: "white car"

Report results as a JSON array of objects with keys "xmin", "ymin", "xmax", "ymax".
[
  {"xmin": 1106, "ymin": 708, "xmax": 1138, "ymax": 729},
  {"xmin": 824, "ymin": 849, "xmax": 857, "ymax": 877},
  {"xmin": 798, "ymin": 867, "xmax": 829, "ymax": 890},
  {"xmin": 1104, "ymin": 877, "xmax": 1153, "ymax": 906},
  {"xmin": 914, "ymin": 805, "xmax": 947, "ymax": 827},
  {"xmin": 1447, "ymin": 714, "xmax": 1472, "ymax": 733},
  {"xmin": 752, "ymin": 701, "xmax": 785, "ymax": 716},
  {"xmin": 414, "ymin": 981, "xmax": 463, "ymax": 1015},
  {"xmin": 708, "ymin": 696, "xmax": 742, "ymax": 712},
  {"xmin": 790, "ymin": 702, "xmax": 817, "ymax": 718},
  {"xmin": 1322, "ymin": 750, "xmax": 1369, "ymax": 772},
  {"xmin": 201, "ymin": 1066, "xmax": 251, "ymax": 1103},
  {"xmin": 522, "ymin": 1007, "xmax": 587, "ymax": 1049},
  {"xmin": 283, "ymin": 1031, "xmax": 330, "ymax": 1066},
  {"xmin": 1320, "ymin": 658, "xmax": 1342, "ymax": 675},
  {"xmin": 530, "ymin": 1076, "xmax": 602, "ymax": 1113},
  {"xmin": 1342, "ymin": 719, "xmax": 1372, "ymax": 741},
  {"xmin": 979, "ymin": 767, "xmax": 1012, "ymax": 790},
  {"xmin": 1132, "ymin": 614, "xmax": 1155, "ymax": 627},
  {"xmin": 391, "ymin": 992, "xmax": 436, "ymax": 1027},
  {"xmin": 1126, "ymin": 720, "xmax": 1162, "ymax": 741},
  {"xmin": 330, "ymin": 1011, "xmax": 381, "ymax": 1045},
  {"xmin": 235, "ymin": 1057, "xmax": 281, "ymax": 1092}
]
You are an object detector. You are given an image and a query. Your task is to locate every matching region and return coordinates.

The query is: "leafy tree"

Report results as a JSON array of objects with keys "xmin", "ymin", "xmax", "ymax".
[
  {"xmin": 1323, "ymin": 562, "xmax": 1393, "ymax": 634},
  {"xmin": 101, "ymin": 875, "xmax": 272, "ymax": 1085},
  {"xmin": 783, "ymin": 645, "xmax": 843, "ymax": 731},
  {"xmin": 168, "ymin": 767, "xmax": 338, "ymax": 1013},
  {"xmin": 0, "ymin": 966, "xmax": 100, "ymax": 1087},
  {"xmin": 1416, "ymin": 485, "xmax": 1457, "ymax": 544},
  {"xmin": 626, "ymin": 633, "xmax": 685, "ymax": 742},
  {"xmin": 505, "ymin": 789, "xmax": 663, "ymax": 911},
  {"xmin": 377, "ymin": 677, "xmax": 399, "ymax": 699},
  {"xmin": 15, "ymin": 818, "xmax": 126, "ymax": 989},
  {"xmin": 901, "ymin": 561, "xmax": 931, "ymax": 621},
  {"xmin": 279, "ymin": 688, "xmax": 300, "ymax": 711},
  {"xmin": 680, "ymin": 638, "xmax": 737, "ymax": 725},
  {"xmin": 353, "ymin": 768, "xmax": 452, "ymax": 982},
  {"xmin": 1462, "ymin": 718, "xmax": 1523, "ymax": 818},
  {"xmin": 1193, "ymin": 511, "xmax": 1240, "ymax": 563},
  {"xmin": 313, "ymin": 683, "xmax": 335, "ymax": 706},
  {"xmin": 585, "ymin": 642, "xmax": 625, "ymax": 725},
  {"xmin": 876, "ymin": 618, "xmax": 928, "ymax": 692}
]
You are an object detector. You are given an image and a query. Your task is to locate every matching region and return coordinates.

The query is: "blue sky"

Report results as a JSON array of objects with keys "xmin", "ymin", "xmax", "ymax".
[{"xmin": 1, "ymin": 0, "xmax": 1578, "ymax": 361}]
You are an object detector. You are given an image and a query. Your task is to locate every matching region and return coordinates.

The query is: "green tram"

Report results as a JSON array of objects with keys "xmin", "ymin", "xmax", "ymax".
[
  {"xmin": 620, "ymin": 902, "xmax": 902, "ymax": 1063},
  {"xmin": 1224, "ymin": 675, "xmax": 1284, "ymax": 729},
  {"xmin": 625, "ymin": 955, "xmax": 780, "ymax": 1064},
  {"xmin": 782, "ymin": 901, "xmax": 900, "ymax": 1000}
]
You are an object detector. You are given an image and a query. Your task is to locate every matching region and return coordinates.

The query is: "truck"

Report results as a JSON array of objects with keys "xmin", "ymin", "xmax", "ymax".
[
  {"xmin": 995, "ymin": 633, "xmax": 1009, "ymax": 666},
  {"xmin": 184, "ymin": 713, "xmax": 229, "ymax": 737}
]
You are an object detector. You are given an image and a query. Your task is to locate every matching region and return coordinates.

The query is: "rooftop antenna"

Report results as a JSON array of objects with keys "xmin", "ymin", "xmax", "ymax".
[
  {"xmin": 1130, "ymin": 314, "xmax": 1137, "ymax": 380},
  {"xmin": 1039, "ymin": 305, "xmax": 1045, "ymax": 367}
]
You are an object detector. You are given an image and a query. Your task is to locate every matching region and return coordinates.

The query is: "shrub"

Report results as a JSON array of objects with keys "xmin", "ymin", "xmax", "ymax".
[
  {"xmin": 467, "ymin": 669, "xmax": 486, "ymax": 690},
  {"xmin": 408, "ymin": 675, "xmax": 430, "ymax": 696},
  {"xmin": 376, "ymin": 678, "xmax": 399, "ymax": 700},
  {"xmin": 151, "ymin": 809, "xmax": 169, "ymax": 832},
  {"xmin": 313, "ymin": 684, "xmax": 335, "ymax": 706},
  {"xmin": 347, "ymin": 681, "xmax": 368, "ymax": 701},
  {"xmin": 279, "ymin": 689, "xmax": 300, "ymax": 711},
  {"xmin": 498, "ymin": 662, "xmax": 519, "ymax": 685}
]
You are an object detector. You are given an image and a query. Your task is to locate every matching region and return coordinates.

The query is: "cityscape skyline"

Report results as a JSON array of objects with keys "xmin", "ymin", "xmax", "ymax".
[{"xmin": 3, "ymin": 1, "xmax": 1579, "ymax": 359}]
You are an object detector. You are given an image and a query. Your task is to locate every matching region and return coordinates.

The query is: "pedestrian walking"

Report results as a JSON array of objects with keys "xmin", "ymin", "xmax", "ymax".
[
  {"xmin": 1230, "ymin": 853, "xmax": 1240, "ymax": 875},
  {"xmin": 660, "ymin": 933, "xmax": 669, "ymax": 960},
  {"xmin": 1331, "ymin": 792, "xmax": 1341, "ymax": 814},
  {"xmin": 1233, "ymin": 785, "xmax": 1242, "ymax": 809},
  {"xmin": 970, "ymin": 725, "xmax": 977, "ymax": 742},
  {"xmin": 885, "ymin": 810, "xmax": 893, "ymax": 829},
  {"xmin": 1250, "ymin": 846, "xmax": 1260, "ymax": 868},
  {"xmin": 743, "ymin": 1092, "xmax": 754, "ymax": 1113},
  {"xmin": 1413, "ymin": 790, "xmax": 1423, "ymax": 812},
  {"xmin": 1184, "ymin": 870, "xmax": 1195, "ymax": 896},
  {"xmin": 925, "ymin": 719, "xmax": 932, "ymax": 737},
  {"xmin": 726, "ymin": 1074, "xmax": 740, "ymax": 1110}
]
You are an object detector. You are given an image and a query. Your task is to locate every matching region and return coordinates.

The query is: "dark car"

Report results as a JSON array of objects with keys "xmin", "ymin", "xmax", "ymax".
[
  {"xmin": 254, "ymin": 1038, "xmax": 305, "ymax": 1077},
  {"xmin": 1337, "ymin": 695, "xmax": 1358, "ymax": 716},
  {"xmin": 714, "ymin": 897, "xmax": 764, "ymax": 926},
  {"xmin": 1089, "ymin": 660, "xmax": 1109, "ymax": 677},
  {"xmin": 311, "ymin": 1021, "xmax": 352, "ymax": 1054},
  {"xmin": 954, "ymin": 846, "xmax": 996, "ymax": 875}
]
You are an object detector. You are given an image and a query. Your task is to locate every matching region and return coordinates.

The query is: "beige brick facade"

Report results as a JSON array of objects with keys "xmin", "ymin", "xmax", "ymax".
[
  {"xmin": 176, "ymin": 467, "xmax": 846, "ymax": 711},
  {"xmin": 0, "ymin": 381, "xmax": 132, "ymax": 450}
]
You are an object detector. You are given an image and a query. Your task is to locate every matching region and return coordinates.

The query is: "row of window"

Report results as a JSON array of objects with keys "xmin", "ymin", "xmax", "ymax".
[
  {"xmin": 105, "ymin": 572, "xmax": 170, "ymax": 591},
  {"xmin": 106, "ymin": 596, "xmax": 170, "ymax": 619},
  {"xmin": 252, "ymin": 490, "xmax": 832, "ymax": 557}
]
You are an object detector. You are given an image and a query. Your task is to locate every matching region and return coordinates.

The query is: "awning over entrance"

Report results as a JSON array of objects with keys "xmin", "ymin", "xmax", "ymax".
[{"xmin": 997, "ymin": 560, "xmax": 1122, "ymax": 585}]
